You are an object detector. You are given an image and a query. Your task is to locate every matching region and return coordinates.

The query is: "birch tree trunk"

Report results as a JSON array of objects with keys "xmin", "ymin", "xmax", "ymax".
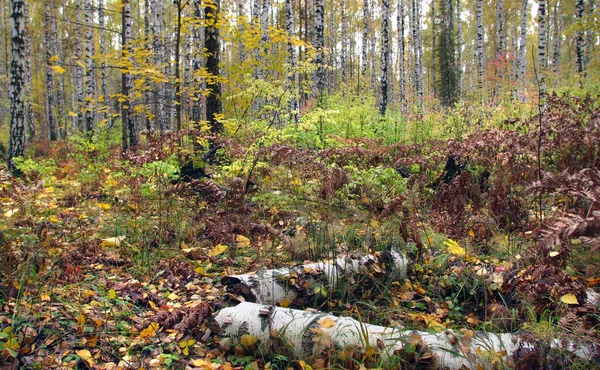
[
  {"xmin": 517, "ymin": 0, "xmax": 528, "ymax": 101},
  {"xmin": 237, "ymin": 0, "xmax": 244, "ymax": 64},
  {"xmin": 413, "ymin": 0, "xmax": 424, "ymax": 111},
  {"xmin": 398, "ymin": 0, "xmax": 406, "ymax": 113},
  {"xmin": 379, "ymin": 0, "xmax": 390, "ymax": 116},
  {"xmin": 340, "ymin": 0, "xmax": 348, "ymax": 85},
  {"xmin": 205, "ymin": 0, "xmax": 223, "ymax": 136},
  {"xmin": 192, "ymin": 0, "xmax": 204, "ymax": 126},
  {"xmin": 151, "ymin": 0, "xmax": 166, "ymax": 132},
  {"xmin": 8, "ymin": 0, "xmax": 25, "ymax": 173},
  {"xmin": 121, "ymin": 0, "xmax": 136, "ymax": 150},
  {"xmin": 538, "ymin": 0, "xmax": 547, "ymax": 108},
  {"xmin": 575, "ymin": 0, "xmax": 585, "ymax": 76},
  {"xmin": 586, "ymin": 0, "xmax": 595, "ymax": 69},
  {"xmin": 431, "ymin": 0, "xmax": 437, "ymax": 98},
  {"xmin": 475, "ymin": 0, "xmax": 484, "ymax": 92},
  {"xmin": 215, "ymin": 302, "xmax": 597, "ymax": 370},
  {"xmin": 456, "ymin": 0, "xmax": 462, "ymax": 99},
  {"xmin": 314, "ymin": 0, "xmax": 325, "ymax": 100},
  {"xmin": 45, "ymin": 1, "xmax": 57, "ymax": 141},
  {"xmin": 496, "ymin": 0, "xmax": 505, "ymax": 96},
  {"xmin": 98, "ymin": 0, "xmax": 108, "ymax": 125},
  {"xmin": 286, "ymin": 0, "xmax": 299, "ymax": 124},
  {"xmin": 361, "ymin": 0, "xmax": 369, "ymax": 80},
  {"xmin": 551, "ymin": 0, "xmax": 562, "ymax": 73},
  {"xmin": 22, "ymin": 1, "xmax": 33, "ymax": 141},
  {"xmin": 84, "ymin": 0, "xmax": 97, "ymax": 137},
  {"xmin": 51, "ymin": 2, "xmax": 66, "ymax": 139},
  {"xmin": 74, "ymin": 0, "xmax": 84, "ymax": 131},
  {"xmin": 439, "ymin": 0, "xmax": 457, "ymax": 107}
]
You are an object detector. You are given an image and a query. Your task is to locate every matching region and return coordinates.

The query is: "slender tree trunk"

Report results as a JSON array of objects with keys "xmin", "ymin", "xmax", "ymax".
[
  {"xmin": 314, "ymin": 0, "xmax": 325, "ymax": 100},
  {"xmin": 398, "ymin": 0, "xmax": 406, "ymax": 113},
  {"xmin": 84, "ymin": 0, "xmax": 96, "ymax": 137},
  {"xmin": 456, "ymin": 0, "xmax": 462, "ymax": 99},
  {"xmin": 8, "ymin": 0, "xmax": 26, "ymax": 173},
  {"xmin": 517, "ymin": 0, "xmax": 528, "ymax": 101},
  {"xmin": 74, "ymin": 0, "xmax": 84, "ymax": 131},
  {"xmin": 412, "ymin": 0, "xmax": 424, "ymax": 110},
  {"xmin": 379, "ymin": 0, "xmax": 390, "ymax": 116},
  {"xmin": 340, "ymin": 0, "xmax": 348, "ymax": 85},
  {"xmin": 439, "ymin": 0, "xmax": 457, "ymax": 107},
  {"xmin": 475, "ymin": 0, "xmax": 484, "ymax": 92},
  {"xmin": 45, "ymin": 2, "xmax": 57, "ymax": 141},
  {"xmin": 174, "ymin": 0, "xmax": 183, "ymax": 131},
  {"xmin": 99, "ymin": 0, "xmax": 108, "ymax": 124},
  {"xmin": 285, "ymin": 0, "xmax": 299, "ymax": 123},
  {"xmin": 538, "ymin": 0, "xmax": 547, "ymax": 108},
  {"xmin": 431, "ymin": 0, "xmax": 437, "ymax": 98},
  {"xmin": 121, "ymin": 0, "xmax": 136, "ymax": 150},
  {"xmin": 361, "ymin": 0, "xmax": 369, "ymax": 80},
  {"xmin": 575, "ymin": 0, "xmax": 585, "ymax": 76},
  {"xmin": 23, "ymin": 1, "xmax": 33, "ymax": 141},
  {"xmin": 496, "ymin": 0, "xmax": 505, "ymax": 97},
  {"xmin": 50, "ymin": 2, "xmax": 66, "ymax": 138},
  {"xmin": 237, "ymin": 0, "xmax": 244, "ymax": 63},
  {"xmin": 586, "ymin": 0, "xmax": 595, "ymax": 69},
  {"xmin": 152, "ymin": 0, "xmax": 165, "ymax": 132},
  {"xmin": 192, "ymin": 0, "xmax": 204, "ymax": 126},
  {"xmin": 205, "ymin": 0, "xmax": 223, "ymax": 136},
  {"xmin": 551, "ymin": 0, "xmax": 561, "ymax": 73}
]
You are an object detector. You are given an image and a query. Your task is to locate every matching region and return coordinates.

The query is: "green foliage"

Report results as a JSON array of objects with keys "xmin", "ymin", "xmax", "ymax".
[{"xmin": 12, "ymin": 157, "xmax": 58, "ymax": 181}]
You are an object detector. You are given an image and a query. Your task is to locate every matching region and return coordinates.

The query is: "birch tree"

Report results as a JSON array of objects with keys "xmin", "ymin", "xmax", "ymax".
[
  {"xmin": 496, "ymin": 0, "xmax": 505, "ymax": 96},
  {"xmin": 152, "ymin": 0, "xmax": 166, "ymax": 132},
  {"xmin": 361, "ymin": 0, "xmax": 369, "ymax": 80},
  {"xmin": 439, "ymin": 0, "xmax": 457, "ymax": 107},
  {"xmin": 314, "ymin": 0, "xmax": 325, "ymax": 99},
  {"xmin": 412, "ymin": 0, "xmax": 424, "ymax": 110},
  {"xmin": 286, "ymin": 0, "xmax": 299, "ymax": 123},
  {"xmin": 475, "ymin": 0, "xmax": 484, "ymax": 92},
  {"xmin": 45, "ymin": 1, "xmax": 57, "ymax": 141},
  {"xmin": 340, "ymin": 0, "xmax": 348, "ymax": 84},
  {"xmin": 74, "ymin": 0, "xmax": 84, "ymax": 130},
  {"xmin": 84, "ymin": 0, "xmax": 97, "ymax": 137},
  {"xmin": 379, "ymin": 0, "xmax": 390, "ymax": 116},
  {"xmin": 516, "ymin": 0, "xmax": 528, "ymax": 101},
  {"xmin": 191, "ymin": 0, "xmax": 204, "ymax": 125},
  {"xmin": 586, "ymin": 0, "xmax": 595, "ymax": 69},
  {"xmin": 456, "ymin": 0, "xmax": 462, "ymax": 99},
  {"xmin": 575, "ymin": 0, "xmax": 585, "ymax": 75},
  {"xmin": 398, "ymin": 0, "xmax": 406, "ymax": 113},
  {"xmin": 23, "ymin": 1, "xmax": 33, "ymax": 140},
  {"xmin": 551, "ymin": 0, "xmax": 562, "ymax": 73},
  {"xmin": 8, "ymin": 0, "xmax": 26, "ymax": 173},
  {"xmin": 98, "ymin": 0, "xmax": 108, "ymax": 124},
  {"xmin": 121, "ymin": 0, "xmax": 135, "ymax": 149},
  {"xmin": 538, "ymin": 0, "xmax": 547, "ymax": 108}
]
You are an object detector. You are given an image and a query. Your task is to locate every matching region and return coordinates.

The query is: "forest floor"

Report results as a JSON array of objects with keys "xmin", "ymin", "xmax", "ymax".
[{"xmin": 2, "ymin": 94, "xmax": 600, "ymax": 369}]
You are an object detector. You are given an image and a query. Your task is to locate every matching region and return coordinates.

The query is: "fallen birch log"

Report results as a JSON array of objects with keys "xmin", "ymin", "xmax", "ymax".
[
  {"xmin": 222, "ymin": 249, "xmax": 407, "ymax": 305},
  {"xmin": 214, "ymin": 302, "xmax": 598, "ymax": 369}
]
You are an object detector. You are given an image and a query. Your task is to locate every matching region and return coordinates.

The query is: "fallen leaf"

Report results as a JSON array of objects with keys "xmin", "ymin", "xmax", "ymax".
[
  {"xmin": 76, "ymin": 349, "xmax": 94, "ymax": 367},
  {"xmin": 318, "ymin": 317, "xmax": 335, "ymax": 328},
  {"xmin": 97, "ymin": 203, "xmax": 111, "ymax": 210},
  {"xmin": 140, "ymin": 322, "xmax": 160, "ymax": 338},
  {"xmin": 4, "ymin": 208, "xmax": 18, "ymax": 218},
  {"xmin": 100, "ymin": 236, "xmax": 125, "ymax": 247},
  {"xmin": 240, "ymin": 334, "xmax": 258, "ymax": 348},
  {"xmin": 208, "ymin": 244, "xmax": 228, "ymax": 256},
  {"xmin": 560, "ymin": 294, "xmax": 579, "ymax": 305},
  {"xmin": 444, "ymin": 239, "xmax": 466, "ymax": 256},
  {"xmin": 235, "ymin": 235, "xmax": 251, "ymax": 247},
  {"xmin": 549, "ymin": 251, "xmax": 560, "ymax": 257}
]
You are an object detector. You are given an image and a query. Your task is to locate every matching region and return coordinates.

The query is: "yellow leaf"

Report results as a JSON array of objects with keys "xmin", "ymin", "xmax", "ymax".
[
  {"xmin": 51, "ymin": 65, "xmax": 66, "ymax": 74},
  {"xmin": 4, "ymin": 208, "xmax": 18, "ymax": 218},
  {"xmin": 298, "ymin": 360, "xmax": 313, "ymax": 370},
  {"xmin": 50, "ymin": 55, "xmax": 59, "ymax": 62},
  {"xmin": 180, "ymin": 339, "xmax": 196, "ymax": 348},
  {"xmin": 208, "ymin": 243, "xmax": 228, "ymax": 256},
  {"xmin": 68, "ymin": 111, "xmax": 78, "ymax": 117},
  {"xmin": 444, "ymin": 239, "xmax": 466, "ymax": 256},
  {"xmin": 468, "ymin": 230, "xmax": 475, "ymax": 237},
  {"xmin": 279, "ymin": 299, "xmax": 291, "ymax": 308},
  {"xmin": 107, "ymin": 289, "xmax": 117, "ymax": 299},
  {"xmin": 40, "ymin": 293, "xmax": 51, "ymax": 301},
  {"xmin": 235, "ymin": 235, "xmax": 251, "ymax": 247},
  {"xmin": 100, "ymin": 236, "xmax": 125, "ymax": 247},
  {"xmin": 318, "ymin": 317, "xmax": 335, "ymax": 328},
  {"xmin": 140, "ymin": 322, "xmax": 160, "ymax": 338},
  {"xmin": 48, "ymin": 216, "xmax": 59, "ymax": 223},
  {"xmin": 560, "ymin": 294, "xmax": 579, "ymax": 305},
  {"xmin": 76, "ymin": 60, "xmax": 86, "ymax": 69},
  {"xmin": 549, "ymin": 251, "xmax": 560, "ymax": 257},
  {"xmin": 97, "ymin": 202, "xmax": 111, "ymax": 210},
  {"xmin": 240, "ymin": 334, "xmax": 258, "ymax": 348},
  {"xmin": 76, "ymin": 349, "xmax": 95, "ymax": 367},
  {"xmin": 190, "ymin": 359, "xmax": 208, "ymax": 367}
]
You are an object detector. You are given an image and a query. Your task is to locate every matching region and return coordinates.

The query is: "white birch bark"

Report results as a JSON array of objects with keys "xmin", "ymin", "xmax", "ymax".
[
  {"xmin": 413, "ymin": 0, "xmax": 424, "ymax": 110},
  {"xmin": 121, "ymin": 0, "xmax": 136, "ymax": 148},
  {"xmin": 586, "ymin": 0, "xmax": 595, "ymax": 69},
  {"xmin": 45, "ymin": 1, "xmax": 57, "ymax": 141},
  {"xmin": 538, "ymin": 0, "xmax": 547, "ymax": 108},
  {"xmin": 151, "ymin": 0, "xmax": 166, "ymax": 132},
  {"xmin": 456, "ymin": 0, "xmax": 463, "ymax": 99},
  {"xmin": 361, "ymin": 0, "xmax": 369, "ymax": 80},
  {"xmin": 575, "ymin": 0, "xmax": 585, "ymax": 75},
  {"xmin": 551, "ymin": 0, "xmax": 561, "ymax": 73},
  {"xmin": 517, "ymin": 0, "xmax": 528, "ymax": 101},
  {"xmin": 286, "ymin": 0, "xmax": 299, "ymax": 123},
  {"xmin": 475, "ymin": 0, "xmax": 484, "ymax": 92},
  {"xmin": 192, "ymin": 0, "xmax": 204, "ymax": 126},
  {"xmin": 379, "ymin": 0, "xmax": 390, "ymax": 116},
  {"xmin": 98, "ymin": 0, "xmax": 108, "ymax": 124},
  {"xmin": 340, "ymin": 0, "xmax": 348, "ymax": 84},
  {"xmin": 398, "ymin": 0, "xmax": 406, "ymax": 113},
  {"xmin": 314, "ymin": 0, "xmax": 325, "ymax": 99},
  {"xmin": 74, "ymin": 0, "xmax": 84, "ymax": 131},
  {"xmin": 8, "ymin": 0, "xmax": 26, "ymax": 173},
  {"xmin": 222, "ymin": 250, "xmax": 407, "ymax": 305},
  {"xmin": 23, "ymin": 0, "xmax": 33, "ymax": 141},
  {"xmin": 214, "ymin": 303, "xmax": 599, "ymax": 369},
  {"xmin": 496, "ymin": 0, "xmax": 505, "ymax": 96},
  {"xmin": 84, "ymin": 0, "xmax": 97, "ymax": 137}
]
